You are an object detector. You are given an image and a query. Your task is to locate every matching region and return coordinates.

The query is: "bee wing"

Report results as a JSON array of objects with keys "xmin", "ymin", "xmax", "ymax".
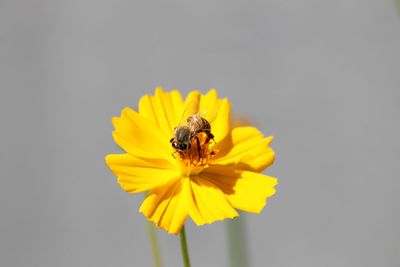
[
  {"xmin": 197, "ymin": 103, "xmax": 218, "ymax": 124},
  {"xmin": 177, "ymin": 92, "xmax": 201, "ymax": 126},
  {"xmin": 177, "ymin": 90, "xmax": 221, "ymax": 129}
]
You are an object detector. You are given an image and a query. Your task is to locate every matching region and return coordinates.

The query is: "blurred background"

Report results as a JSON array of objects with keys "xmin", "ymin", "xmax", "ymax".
[{"xmin": 1, "ymin": 0, "xmax": 400, "ymax": 266}]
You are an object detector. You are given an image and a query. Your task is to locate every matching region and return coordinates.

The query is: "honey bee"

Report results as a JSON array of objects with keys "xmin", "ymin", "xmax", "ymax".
[{"xmin": 170, "ymin": 95, "xmax": 215, "ymax": 162}]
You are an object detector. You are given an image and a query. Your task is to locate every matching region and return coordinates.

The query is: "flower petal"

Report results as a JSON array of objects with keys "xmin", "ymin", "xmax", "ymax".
[
  {"xmin": 105, "ymin": 154, "xmax": 180, "ymax": 193},
  {"xmin": 140, "ymin": 178, "xmax": 190, "ymax": 234},
  {"xmin": 188, "ymin": 175, "xmax": 239, "ymax": 226},
  {"xmin": 111, "ymin": 107, "xmax": 174, "ymax": 160},
  {"xmin": 201, "ymin": 167, "xmax": 277, "ymax": 213},
  {"xmin": 212, "ymin": 126, "xmax": 275, "ymax": 172},
  {"xmin": 139, "ymin": 87, "xmax": 185, "ymax": 137},
  {"xmin": 209, "ymin": 98, "xmax": 231, "ymax": 144}
]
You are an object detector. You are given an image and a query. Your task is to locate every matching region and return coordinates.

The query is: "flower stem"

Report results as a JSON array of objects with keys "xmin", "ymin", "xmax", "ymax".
[
  {"xmin": 179, "ymin": 225, "xmax": 191, "ymax": 267},
  {"xmin": 146, "ymin": 220, "xmax": 163, "ymax": 267},
  {"xmin": 227, "ymin": 213, "xmax": 249, "ymax": 267}
]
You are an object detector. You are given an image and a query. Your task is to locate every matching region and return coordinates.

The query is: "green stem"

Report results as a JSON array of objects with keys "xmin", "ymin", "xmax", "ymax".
[
  {"xmin": 396, "ymin": 0, "xmax": 400, "ymax": 17},
  {"xmin": 227, "ymin": 214, "xmax": 250, "ymax": 267},
  {"xmin": 146, "ymin": 220, "xmax": 162, "ymax": 267},
  {"xmin": 179, "ymin": 225, "xmax": 191, "ymax": 267}
]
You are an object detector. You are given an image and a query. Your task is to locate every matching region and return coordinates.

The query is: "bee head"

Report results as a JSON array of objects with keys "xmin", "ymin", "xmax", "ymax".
[{"xmin": 171, "ymin": 141, "xmax": 191, "ymax": 151}]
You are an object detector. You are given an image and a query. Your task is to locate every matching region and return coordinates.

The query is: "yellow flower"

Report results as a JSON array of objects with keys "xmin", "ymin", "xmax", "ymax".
[{"xmin": 105, "ymin": 87, "xmax": 277, "ymax": 234}]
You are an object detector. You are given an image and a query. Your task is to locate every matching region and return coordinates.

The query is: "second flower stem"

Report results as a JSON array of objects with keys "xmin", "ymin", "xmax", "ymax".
[
  {"xmin": 180, "ymin": 225, "xmax": 191, "ymax": 267},
  {"xmin": 146, "ymin": 220, "xmax": 163, "ymax": 267}
]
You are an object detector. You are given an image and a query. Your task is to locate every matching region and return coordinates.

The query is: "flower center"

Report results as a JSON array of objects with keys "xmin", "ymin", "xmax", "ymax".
[{"xmin": 175, "ymin": 132, "xmax": 217, "ymax": 176}]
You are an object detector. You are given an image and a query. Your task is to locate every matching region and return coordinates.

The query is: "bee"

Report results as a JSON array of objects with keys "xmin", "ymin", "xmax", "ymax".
[
  {"xmin": 170, "ymin": 114, "xmax": 214, "ymax": 151},
  {"xmin": 170, "ymin": 94, "xmax": 215, "ymax": 162}
]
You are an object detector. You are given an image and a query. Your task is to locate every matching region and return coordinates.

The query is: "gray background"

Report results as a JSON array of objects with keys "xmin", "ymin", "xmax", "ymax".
[{"xmin": 1, "ymin": 0, "xmax": 399, "ymax": 266}]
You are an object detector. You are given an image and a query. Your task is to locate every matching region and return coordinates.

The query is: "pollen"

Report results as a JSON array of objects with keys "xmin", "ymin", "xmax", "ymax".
[{"xmin": 177, "ymin": 132, "xmax": 217, "ymax": 169}]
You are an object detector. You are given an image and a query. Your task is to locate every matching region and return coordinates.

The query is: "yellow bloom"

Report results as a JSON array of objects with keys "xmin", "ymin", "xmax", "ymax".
[{"xmin": 105, "ymin": 87, "xmax": 277, "ymax": 234}]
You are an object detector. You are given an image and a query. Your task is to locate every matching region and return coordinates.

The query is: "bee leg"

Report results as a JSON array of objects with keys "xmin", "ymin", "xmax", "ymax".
[
  {"xmin": 195, "ymin": 136, "xmax": 202, "ymax": 163},
  {"xmin": 172, "ymin": 151, "xmax": 180, "ymax": 159},
  {"xmin": 206, "ymin": 131, "xmax": 215, "ymax": 144}
]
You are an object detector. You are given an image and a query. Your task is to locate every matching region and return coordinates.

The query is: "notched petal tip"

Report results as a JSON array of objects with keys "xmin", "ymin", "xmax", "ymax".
[
  {"xmin": 104, "ymin": 154, "xmax": 116, "ymax": 166},
  {"xmin": 138, "ymin": 178, "xmax": 191, "ymax": 235},
  {"xmin": 199, "ymin": 168, "xmax": 278, "ymax": 214},
  {"xmin": 191, "ymin": 211, "xmax": 239, "ymax": 227},
  {"xmin": 188, "ymin": 176, "xmax": 239, "ymax": 226},
  {"xmin": 155, "ymin": 86, "xmax": 165, "ymax": 93},
  {"xmin": 212, "ymin": 126, "xmax": 275, "ymax": 172}
]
